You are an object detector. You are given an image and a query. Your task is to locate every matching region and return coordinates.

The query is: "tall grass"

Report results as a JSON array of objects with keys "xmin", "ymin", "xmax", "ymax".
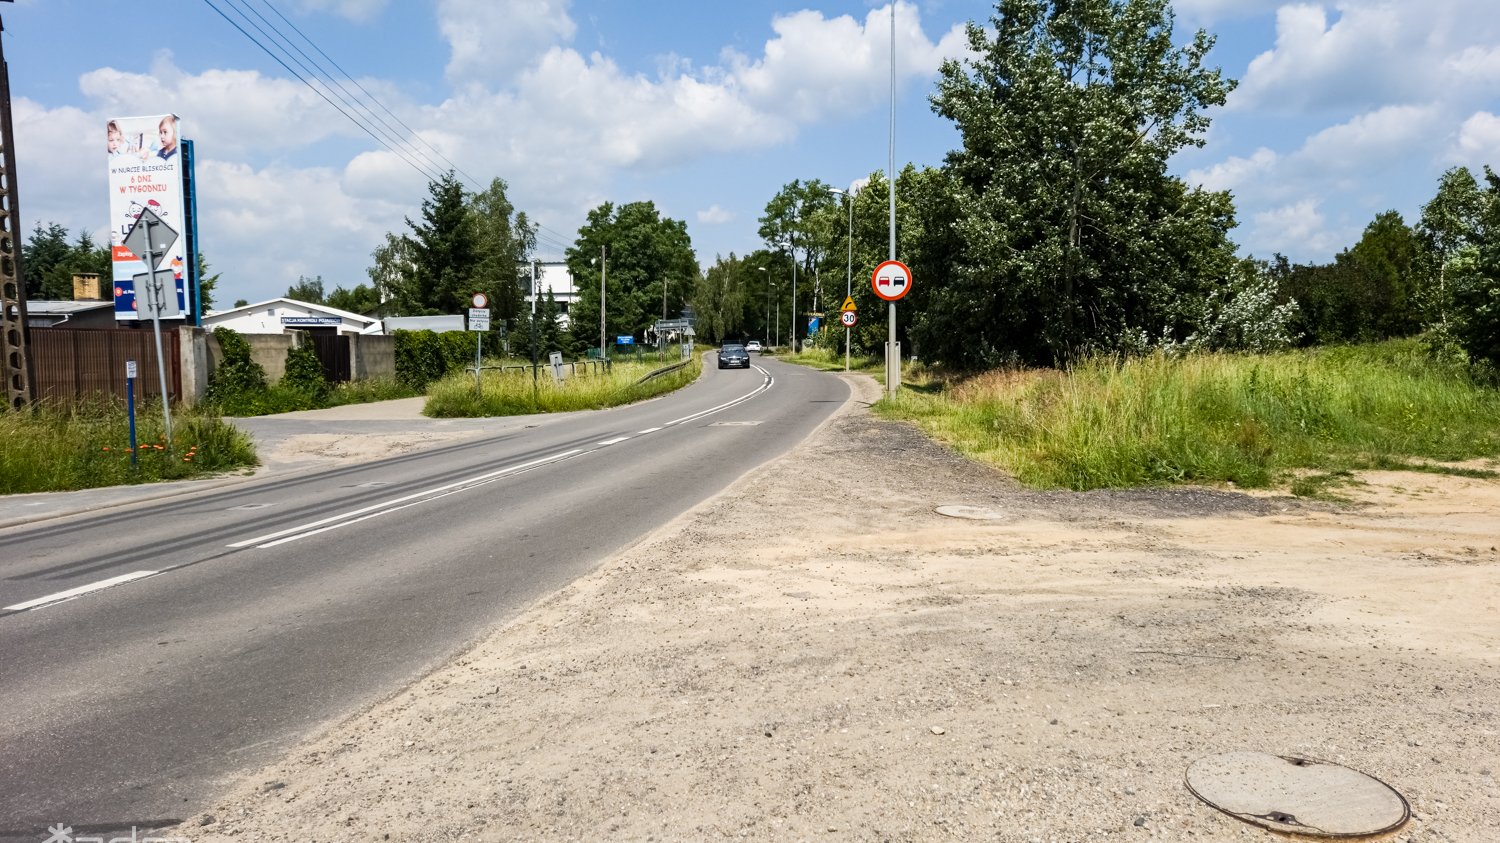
[
  {"xmin": 878, "ymin": 341, "xmax": 1500, "ymax": 491},
  {"xmin": 423, "ymin": 358, "xmax": 702, "ymax": 417},
  {"xmin": 1, "ymin": 399, "xmax": 259, "ymax": 494},
  {"xmin": 213, "ymin": 378, "xmax": 420, "ymax": 417}
]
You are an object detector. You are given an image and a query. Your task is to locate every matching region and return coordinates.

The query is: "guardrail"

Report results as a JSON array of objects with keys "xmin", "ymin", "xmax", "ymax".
[
  {"xmin": 466, "ymin": 359, "xmax": 612, "ymax": 378},
  {"xmin": 634, "ymin": 360, "xmax": 692, "ymax": 385}
]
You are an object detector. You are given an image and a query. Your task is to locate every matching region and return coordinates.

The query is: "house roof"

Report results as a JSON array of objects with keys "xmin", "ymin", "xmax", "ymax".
[
  {"xmin": 24, "ymin": 300, "xmax": 115, "ymax": 315},
  {"xmin": 204, "ymin": 297, "xmax": 379, "ymax": 325}
]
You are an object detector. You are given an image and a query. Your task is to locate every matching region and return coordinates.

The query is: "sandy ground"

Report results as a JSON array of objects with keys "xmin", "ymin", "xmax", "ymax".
[{"xmin": 191, "ymin": 374, "xmax": 1498, "ymax": 842}]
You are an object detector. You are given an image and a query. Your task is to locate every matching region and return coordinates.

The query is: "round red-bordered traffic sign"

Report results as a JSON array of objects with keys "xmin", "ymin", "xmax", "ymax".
[
  {"xmin": 840, "ymin": 310, "xmax": 858, "ymax": 327},
  {"xmin": 871, "ymin": 259, "xmax": 912, "ymax": 302}
]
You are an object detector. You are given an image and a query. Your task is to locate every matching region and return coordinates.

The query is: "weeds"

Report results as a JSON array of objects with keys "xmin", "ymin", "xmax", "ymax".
[
  {"xmin": 423, "ymin": 358, "xmax": 702, "ymax": 417},
  {"xmin": 1, "ymin": 398, "xmax": 258, "ymax": 494}
]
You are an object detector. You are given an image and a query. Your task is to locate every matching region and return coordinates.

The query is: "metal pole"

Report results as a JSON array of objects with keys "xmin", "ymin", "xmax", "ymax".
[
  {"xmin": 844, "ymin": 189, "xmax": 853, "ymax": 371},
  {"xmin": 599, "ymin": 245, "xmax": 607, "ymax": 363},
  {"xmin": 887, "ymin": 1, "xmax": 899, "ymax": 399},
  {"xmin": 127, "ymin": 363, "xmax": 138, "ymax": 470},
  {"xmin": 144, "ymin": 218, "xmax": 173, "ymax": 450},
  {"xmin": 474, "ymin": 332, "xmax": 482, "ymax": 398},
  {"xmin": 790, "ymin": 231, "xmax": 798, "ymax": 354}
]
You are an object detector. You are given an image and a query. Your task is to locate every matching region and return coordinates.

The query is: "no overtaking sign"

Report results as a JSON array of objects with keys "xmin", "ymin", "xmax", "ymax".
[{"xmin": 871, "ymin": 259, "xmax": 912, "ymax": 302}]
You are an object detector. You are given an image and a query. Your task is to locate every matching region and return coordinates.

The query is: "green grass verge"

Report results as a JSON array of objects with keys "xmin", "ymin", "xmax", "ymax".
[
  {"xmin": 213, "ymin": 378, "xmax": 421, "ymax": 417},
  {"xmin": 423, "ymin": 357, "xmax": 703, "ymax": 417},
  {"xmin": 1, "ymin": 399, "xmax": 259, "ymax": 494},
  {"xmin": 875, "ymin": 340, "xmax": 1500, "ymax": 493}
]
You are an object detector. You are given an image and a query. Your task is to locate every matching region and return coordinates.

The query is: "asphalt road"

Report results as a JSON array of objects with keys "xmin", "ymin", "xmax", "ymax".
[{"xmin": 0, "ymin": 355, "xmax": 849, "ymax": 839}]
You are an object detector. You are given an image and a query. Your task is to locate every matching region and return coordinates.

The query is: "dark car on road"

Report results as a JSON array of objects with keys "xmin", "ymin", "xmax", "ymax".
[{"xmin": 717, "ymin": 343, "xmax": 751, "ymax": 369}]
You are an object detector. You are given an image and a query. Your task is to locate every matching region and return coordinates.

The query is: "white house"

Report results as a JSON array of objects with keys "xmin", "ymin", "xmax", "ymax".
[
  {"xmin": 524, "ymin": 261, "xmax": 579, "ymax": 327},
  {"xmin": 203, "ymin": 298, "xmax": 379, "ymax": 336}
]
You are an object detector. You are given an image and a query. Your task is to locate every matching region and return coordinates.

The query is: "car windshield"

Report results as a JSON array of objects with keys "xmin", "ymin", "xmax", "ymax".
[{"xmin": 722, "ymin": 345, "xmax": 745, "ymax": 353}]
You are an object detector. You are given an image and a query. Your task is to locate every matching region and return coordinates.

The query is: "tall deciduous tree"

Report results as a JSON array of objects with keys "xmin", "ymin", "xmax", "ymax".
[
  {"xmin": 1416, "ymin": 166, "xmax": 1486, "ymax": 324},
  {"xmin": 565, "ymin": 201, "xmax": 698, "ymax": 350},
  {"xmin": 931, "ymin": 0, "xmax": 1238, "ymax": 366},
  {"xmin": 285, "ymin": 275, "xmax": 327, "ymax": 304}
]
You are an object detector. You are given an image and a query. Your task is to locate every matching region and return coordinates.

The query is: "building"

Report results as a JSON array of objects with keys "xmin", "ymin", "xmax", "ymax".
[
  {"xmin": 524, "ymin": 261, "xmax": 579, "ymax": 328},
  {"xmin": 203, "ymin": 298, "xmax": 379, "ymax": 336},
  {"xmin": 24, "ymin": 300, "xmax": 118, "ymax": 329}
]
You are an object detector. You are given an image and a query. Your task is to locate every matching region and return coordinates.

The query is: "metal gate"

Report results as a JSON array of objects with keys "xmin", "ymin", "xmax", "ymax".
[{"xmin": 308, "ymin": 334, "xmax": 351, "ymax": 383}]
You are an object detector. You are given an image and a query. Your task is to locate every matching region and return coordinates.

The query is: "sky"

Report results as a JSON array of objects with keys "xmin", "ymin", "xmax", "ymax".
[{"xmin": 5, "ymin": 0, "xmax": 1499, "ymax": 307}]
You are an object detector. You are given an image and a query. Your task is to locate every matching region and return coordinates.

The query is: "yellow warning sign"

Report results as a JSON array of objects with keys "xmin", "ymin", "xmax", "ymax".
[{"xmin": 840, "ymin": 296, "xmax": 857, "ymax": 312}]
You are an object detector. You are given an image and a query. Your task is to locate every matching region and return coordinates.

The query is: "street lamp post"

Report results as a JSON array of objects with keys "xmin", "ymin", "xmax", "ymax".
[
  {"xmin": 759, "ymin": 266, "xmax": 769, "ymax": 346},
  {"xmin": 829, "ymin": 186, "xmax": 855, "ymax": 371},
  {"xmin": 597, "ymin": 246, "xmax": 608, "ymax": 363}
]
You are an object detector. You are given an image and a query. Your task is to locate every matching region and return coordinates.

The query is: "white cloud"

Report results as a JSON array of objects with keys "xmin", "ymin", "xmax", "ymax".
[
  {"xmin": 697, "ymin": 205, "xmax": 733, "ymax": 224},
  {"xmin": 1295, "ymin": 104, "xmax": 1443, "ymax": 174},
  {"xmin": 438, "ymin": 0, "xmax": 577, "ymax": 84},
  {"xmin": 1249, "ymin": 199, "xmax": 1341, "ymax": 257},
  {"xmin": 1173, "ymin": 0, "xmax": 1284, "ymax": 26},
  {"xmin": 726, "ymin": 2, "xmax": 971, "ymax": 123},
  {"xmin": 293, "ymin": 0, "xmax": 389, "ymax": 23},
  {"xmin": 1187, "ymin": 147, "xmax": 1278, "ymax": 193},
  {"xmin": 1454, "ymin": 111, "xmax": 1500, "ymax": 164},
  {"xmin": 1232, "ymin": 1, "xmax": 1500, "ymax": 115}
]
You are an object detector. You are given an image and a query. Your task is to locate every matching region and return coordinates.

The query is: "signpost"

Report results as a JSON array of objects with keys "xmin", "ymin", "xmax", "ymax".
[
  {"xmin": 840, "ymin": 296, "xmax": 858, "ymax": 370},
  {"xmin": 872, "ymin": 259, "xmax": 912, "ymax": 397},
  {"xmin": 469, "ymin": 293, "xmax": 489, "ymax": 396},
  {"xmin": 125, "ymin": 360, "xmax": 139, "ymax": 469},
  {"xmin": 121, "ymin": 207, "xmax": 177, "ymax": 449}
]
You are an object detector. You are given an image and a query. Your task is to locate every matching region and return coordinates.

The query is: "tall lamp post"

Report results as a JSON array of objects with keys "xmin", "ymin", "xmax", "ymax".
[
  {"xmin": 759, "ymin": 266, "xmax": 769, "ymax": 345},
  {"xmin": 829, "ymin": 186, "xmax": 855, "ymax": 371},
  {"xmin": 592, "ymin": 246, "xmax": 608, "ymax": 363}
]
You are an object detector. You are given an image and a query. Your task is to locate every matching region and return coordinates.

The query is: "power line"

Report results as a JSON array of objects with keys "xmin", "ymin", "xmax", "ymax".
[
  {"xmin": 201, "ymin": 0, "xmax": 446, "ymax": 184},
  {"xmin": 255, "ymin": 0, "xmax": 486, "ymax": 190}
]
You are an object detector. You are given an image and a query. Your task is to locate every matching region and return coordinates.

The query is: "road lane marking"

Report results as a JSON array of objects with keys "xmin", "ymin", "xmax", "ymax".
[
  {"xmin": 664, "ymin": 368, "xmax": 773, "ymax": 428},
  {"xmin": 227, "ymin": 449, "xmax": 585, "ymax": 549},
  {"xmin": 597, "ymin": 437, "xmax": 630, "ymax": 445},
  {"xmin": 4, "ymin": 571, "xmax": 159, "ymax": 612},
  {"xmin": 637, "ymin": 427, "xmax": 662, "ymax": 434}
]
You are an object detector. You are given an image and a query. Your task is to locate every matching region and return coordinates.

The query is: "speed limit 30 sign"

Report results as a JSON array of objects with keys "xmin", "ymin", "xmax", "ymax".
[
  {"xmin": 840, "ymin": 310, "xmax": 858, "ymax": 327},
  {"xmin": 871, "ymin": 259, "xmax": 912, "ymax": 302}
]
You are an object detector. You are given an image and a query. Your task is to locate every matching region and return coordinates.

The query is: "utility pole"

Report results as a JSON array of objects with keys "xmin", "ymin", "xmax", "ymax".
[{"xmin": 0, "ymin": 12, "xmax": 33, "ymax": 410}]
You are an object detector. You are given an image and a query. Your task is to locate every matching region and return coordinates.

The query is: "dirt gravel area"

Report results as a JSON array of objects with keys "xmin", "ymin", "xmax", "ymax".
[{"xmin": 194, "ymin": 374, "xmax": 1499, "ymax": 842}]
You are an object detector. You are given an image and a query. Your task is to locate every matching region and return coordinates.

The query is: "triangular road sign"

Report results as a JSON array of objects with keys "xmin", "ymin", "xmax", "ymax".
[{"xmin": 840, "ymin": 295, "xmax": 857, "ymax": 312}]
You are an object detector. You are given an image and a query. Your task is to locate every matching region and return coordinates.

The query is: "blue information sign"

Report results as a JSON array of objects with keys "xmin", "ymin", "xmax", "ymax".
[{"xmin": 616, "ymin": 335, "xmax": 635, "ymax": 345}]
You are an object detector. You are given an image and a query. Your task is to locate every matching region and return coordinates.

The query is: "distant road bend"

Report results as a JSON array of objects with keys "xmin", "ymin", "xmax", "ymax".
[{"xmin": 0, "ymin": 356, "xmax": 849, "ymax": 838}]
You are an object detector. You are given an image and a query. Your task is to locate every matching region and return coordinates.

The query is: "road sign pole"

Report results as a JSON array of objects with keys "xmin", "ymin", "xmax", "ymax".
[
  {"xmin": 126, "ymin": 360, "xmax": 138, "ymax": 470},
  {"xmin": 143, "ymin": 218, "xmax": 173, "ymax": 450}
]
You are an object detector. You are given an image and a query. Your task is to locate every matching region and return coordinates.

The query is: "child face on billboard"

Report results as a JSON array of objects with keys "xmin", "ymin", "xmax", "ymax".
[{"xmin": 158, "ymin": 117, "xmax": 178, "ymax": 151}]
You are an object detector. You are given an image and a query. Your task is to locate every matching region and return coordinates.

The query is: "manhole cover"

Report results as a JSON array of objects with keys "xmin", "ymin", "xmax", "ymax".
[
  {"xmin": 934, "ymin": 505, "xmax": 1005, "ymax": 520},
  {"xmin": 1185, "ymin": 752, "xmax": 1409, "ymax": 837}
]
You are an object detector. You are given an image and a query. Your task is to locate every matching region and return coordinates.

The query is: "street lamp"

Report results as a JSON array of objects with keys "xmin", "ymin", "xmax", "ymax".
[
  {"xmin": 591, "ymin": 246, "xmax": 608, "ymax": 362},
  {"xmin": 759, "ymin": 266, "xmax": 769, "ymax": 346},
  {"xmin": 829, "ymin": 186, "xmax": 855, "ymax": 371}
]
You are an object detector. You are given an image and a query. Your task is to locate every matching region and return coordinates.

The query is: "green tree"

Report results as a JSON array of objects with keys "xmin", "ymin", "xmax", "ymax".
[
  {"xmin": 1416, "ymin": 166, "xmax": 1487, "ymax": 325},
  {"xmin": 566, "ymin": 201, "xmax": 698, "ymax": 351},
  {"xmin": 469, "ymin": 177, "xmax": 535, "ymax": 327},
  {"xmin": 694, "ymin": 253, "xmax": 752, "ymax": 344},
  {"xmin": 285, "ymin": 275, "xmax": 327, "ymax": 304},
  {"xmin": 758, "ymin": 180, "xmax": 840, "ymax": 347},
  {"xmin": 325, "ymin": 283, "xmax": 382, "ymax": 314},
  {"xmin": 197, "ymin": 254, "xmax": 221, "ymax": 311},
  {"xmin": 930, "ymin": 0, "xmax": 1238, "ymax": 366}
]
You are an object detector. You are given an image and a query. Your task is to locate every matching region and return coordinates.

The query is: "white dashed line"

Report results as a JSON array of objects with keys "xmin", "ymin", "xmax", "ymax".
[{"xmin": 597, "ymin": 437, "xmax": 630, "ymax": 445}]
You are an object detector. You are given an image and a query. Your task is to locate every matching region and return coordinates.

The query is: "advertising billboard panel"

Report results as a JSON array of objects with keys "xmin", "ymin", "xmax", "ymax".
[{"xmin": 106, "ymin": 114, "xmax": 187, "ymax": 320}]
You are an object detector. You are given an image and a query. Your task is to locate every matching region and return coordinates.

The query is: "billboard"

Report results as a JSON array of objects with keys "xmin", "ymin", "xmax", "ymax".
[{"xmin": 106, "ymin": 114, "xmax": 187, "ymax": 320}]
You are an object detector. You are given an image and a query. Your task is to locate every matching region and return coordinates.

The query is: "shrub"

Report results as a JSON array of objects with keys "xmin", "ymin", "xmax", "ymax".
[
  {"xmin": 281, "ymin": 342, "xmax": 330, "ymax": 400},
  {"xmin": 206, "ymin": 326, "xmax": 268, "ymax": 406},
  {"xmin": 394, "ymin": 329, "xmax": 475, "ymax": 390}
]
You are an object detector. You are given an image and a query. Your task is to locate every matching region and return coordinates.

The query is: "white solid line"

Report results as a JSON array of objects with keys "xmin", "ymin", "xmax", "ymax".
[
  {"xmin": 227, "ymin": 449, "xmax": 585, "ymax": 549},
  {"xmin": 637, "ymin": 427, "xmax": 662, "ymax": 434},
  {"xmin": 597, "ymin": 436, "xmax": 630, "ymax": 445},
  {"xmin": 4, "ymin": 571, "xmax": 159, "ymax": 612},
  {"xmin": 664, "ymin": 370, "xmax": 773, "ymax": 427}
]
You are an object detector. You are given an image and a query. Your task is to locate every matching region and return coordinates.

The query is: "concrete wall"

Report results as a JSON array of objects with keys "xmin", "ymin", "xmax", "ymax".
[
  {"xmin": 175, "ymin": 328, "xmax": 395, "ymax": 406},
  {"xmin": 350, "ymin": 334, "xmax": 395, "ymax": 381}
]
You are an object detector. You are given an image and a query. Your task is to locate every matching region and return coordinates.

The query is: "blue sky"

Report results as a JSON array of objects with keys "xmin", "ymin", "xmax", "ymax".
[{"xmin": 6, "ymin": 0, "xmax": 1500, "ymax": 306}]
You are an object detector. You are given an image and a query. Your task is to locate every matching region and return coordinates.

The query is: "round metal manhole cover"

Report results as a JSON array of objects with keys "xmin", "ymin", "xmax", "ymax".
[
  {"xmin": 934, "ymin": 505, "xmax": 1005, "ymax": 521},
  {"xmin": 1185, "ymin": 752, "xmax": 1409, "ymax": 837}
]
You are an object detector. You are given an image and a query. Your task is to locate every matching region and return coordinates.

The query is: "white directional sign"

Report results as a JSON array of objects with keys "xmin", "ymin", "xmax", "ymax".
[
  {"xmin": 840, "ymin": 310, "xmax": 858, "ymax": 327},
  {"xmin": 871, "ymin": 259, "xmax": 912, "ymax": 302},
  {"xmin": 468, "ymin": 307, "xmax": 491, "ymax": 331}
]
